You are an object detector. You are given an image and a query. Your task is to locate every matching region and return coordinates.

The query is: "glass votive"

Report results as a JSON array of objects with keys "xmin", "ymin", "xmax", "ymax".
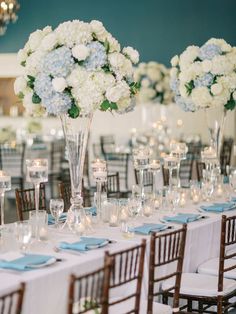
[
  {"xmin": 121, "ymin": 221, "xmax": 135, "ymax": 239},
  {"xmin": 143, "ymin": 199, "xmax": 153, "ymax": 217},
  {"xmin": 29, "ymin": 210, "xmax": 48, "ymax": 239},
  {"xmin": 108, "ymin": 199, "xmax": 119, "ymax": 227}
]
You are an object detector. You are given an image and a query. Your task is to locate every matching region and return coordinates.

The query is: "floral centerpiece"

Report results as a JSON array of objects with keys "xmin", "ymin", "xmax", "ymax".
[
  {"xmin": 14, "ymin": 19, "xmax": 140, "ymax": 225},
  {"xmin": 170, "ymin": 38, "xmax": 236, "ymax": 159},
  {"xmin": 134, "ymin": 61, "xmax": 173, "ymax": 105}
]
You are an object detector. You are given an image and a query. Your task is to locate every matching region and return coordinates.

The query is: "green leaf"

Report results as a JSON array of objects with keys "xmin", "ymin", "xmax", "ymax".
[
  {"xmin": 21, "ymin": 61, "xmax": 26, "ymax": 67},
  {"xmin": 68, "ymin": 104, "xmax": 80, "ymax": 118},
  {"xmin": 224, "ymin": 94, "xmax": 236, "ymax": 111},
  {"xmin": 27, "ymin": 75, "xmax": 35, "ymax": 89},
  {"xmin": 64, "ymin": 87, "xmax": 72, "ymax": 97},
  {"xmin": 92, "ymin": 32, "xmax": 97, "ymax": 40},
  {"xmin": 32, "ymin": 93, "xmax": 41, "ymax": 104},
  {"xmin": 185, "ymin": 80, "xmax": 194, "ymax": 95},
  {"xmin": 130, "ymin": 81, "xmax": 141, "ymax": 95},
  {"xmin": 100, "ymin": 99, "xmax": 111, "ymax": 111},
  {"xmin": 18, "ymin": 92, "xmax": 24, "ymax": 99},
  {"xmin": 104, "ymin": 39, "xmax": 110, "ymax": 53},
  {"xmin": 102, "ymin": 64, "xmax": 111, "ymax": 73},
  {"xmin": 110, "ymin": 102, "xmax": 118, "ymax": 110}
]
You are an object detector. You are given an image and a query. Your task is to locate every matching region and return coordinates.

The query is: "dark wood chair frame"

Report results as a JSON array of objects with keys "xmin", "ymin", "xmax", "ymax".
[
  {"xmin": 0, "ymin": 282, "xmax": 25, "ymax": 314},
  {"xmin": 148, "ymin": 225, "xmax": 187, "ymax": 314},
  {"xmin": 68, "ymin": 256, "xmax": 113, "ymax": 314},
  {"xmin": 15, "ymin": 183, "xmax": 46, "ymax": 221},
  {"xmin": 104, "ymin": 239, "xmax": 146, "ymax": 314}
]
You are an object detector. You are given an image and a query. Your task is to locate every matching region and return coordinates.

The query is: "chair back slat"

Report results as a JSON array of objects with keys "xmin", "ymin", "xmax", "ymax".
[
  {"xmin": 106, "ymin": 172, "xmax": 120, "ymax": 198},
  {"xmin": 148, "ymin": 225, "xmax": 187, "ymax": 313},
  {"xmin": 0, "ymin": 283, "xmax": 25, "ymax": 314},
  {"xmin": 68, "ymin": 257, "xmax": 113, "ymax": 314},
  {"xmin": 105, "ymin": 240, "xmax": 146, "ymax": 314},
  {"xmin": 134, "ymin": 169, "xmax": 153, "ymax": 191},
  {"xmin": 15, "ymin": 184, "xmax": 46, "ymax": 220}
]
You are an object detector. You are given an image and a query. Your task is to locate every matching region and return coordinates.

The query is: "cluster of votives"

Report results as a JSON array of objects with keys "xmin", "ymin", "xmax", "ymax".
[{"xmin": 91, "ymin": 159, "xmax": 107, "ymax": 182}]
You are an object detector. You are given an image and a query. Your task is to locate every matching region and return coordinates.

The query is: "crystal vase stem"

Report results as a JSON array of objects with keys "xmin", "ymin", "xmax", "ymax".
[
  {"xmin": 0, "ymin": 191, "xmax": 5, "ymax": 227},
  {"xmin": 153, "ymin": 171, "xmax": 158, "ymax": 198},
  {"xmin": 139, "ymin": 169, "xmax": 145, "ymax": 207},
  {"xmin": 96, "ymin": 181, "xmax": 102, "ymax": 221}
]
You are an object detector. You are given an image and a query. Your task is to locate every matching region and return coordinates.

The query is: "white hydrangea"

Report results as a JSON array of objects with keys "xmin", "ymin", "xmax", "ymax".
[
  {"xmin": 106, "ymin": 33, "xmax": 120, "ymax": 52},
  {"xmin": 170, "ymin": 55, "xmax": 179, "ymax": 67},
  {"xmin": 25, "ymin": 50, "xmax": 47, "ymax": 76},
  {"xmin": 211, "ymin": 55, "xmax": 234, "ymax": 75},
  {"xmin": 14, "ymin": 76, "xmax": 28, "ymax": 95},
  {"xmin": 108, "ymin": 52, "xmax": 133, "ymax": 78},
  {"xmin": 91, "ymin": 72, "xmax": 115, "ymax": 92},
  {"xmin": 179, "ymin": 46, "xmax": 200, "ymax": 70},
  {"xmin": 72, "ymin": 44, "xmax": 90, "ymax": 61},
  {"xmin": 67, "ymin": 66, "xmax": 88, "ymax": 87},
  {"xmin": 40, "ymin": 32, "xmax": 58, "ymax": 51},
  {"xmin": 211, "ymin": 83, "xmax": 223, "ymax": 95},
  {"xmin": 52, "ymin": 77, "xmax": 67, "ymax": 92},
  {"xmin": 106, "ymin": 81, "xmax": 130, "ymax": 103},
  {"xmin": 122, "ymin": 47, "xmax": 139, "ymax": 64},
  {"xmin": 191, "ymin": 87, "xmax": 212, "ymax": 108},
  {"xmin": 90, "ymin": 20, "xmax": 108, "ymax": 42},
  {"xmin": 17, "ymin": 48, "xmax": 28, "ymax": 65},
  {"xmin": 27, "ymin": 26, "xmax": 52, "ymax": 52}
]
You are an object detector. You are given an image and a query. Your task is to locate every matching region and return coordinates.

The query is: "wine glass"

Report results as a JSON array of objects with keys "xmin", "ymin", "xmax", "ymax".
[
  {"xmin": 15, "ymin": 221, "xmax": 32, "ymax": 253},
  {"xmin": 50, "ymin": 199, "xmax": 64, "ymax": 228}
]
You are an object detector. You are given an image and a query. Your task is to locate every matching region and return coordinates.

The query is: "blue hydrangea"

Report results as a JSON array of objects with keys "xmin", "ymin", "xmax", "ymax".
[
  {"xmin": 175, "ymin": 95, "xmax": 197, "ymax": 112},
  {"xmin": 43, "ymin": 93, "xmax": 72, "ymax": 115},
  {"xmin": 41, "ymin": 47, "xmax": 74, "ymax": 77},
  {"xmin": 34, "ymin": 73, "xmax": 54, "ymax": 99},
  {"xmin": 170, "ymin": 78, "xmax": 180, "ymax": 95},
  {"xmin": 84, "ymin": 42, "xmax": 107, "ymax": 71},
  {"xmin": 194, "ymin": 73, "xmax": 214, "ymax": 88},
  {"xmin": 199, "ymin": 44, "xmax": 222, "ymax": 60}
]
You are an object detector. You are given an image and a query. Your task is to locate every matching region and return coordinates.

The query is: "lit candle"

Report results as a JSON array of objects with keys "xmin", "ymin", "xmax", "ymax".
[
  {"xmin": 120, "ymin": 209, "xmax": 128, "ymax": 222},
  {"xmin": 75, "ymin": 223, "xmax": 85, "ymax": 235},
  {"xmin": 149, "ymin": 160, "xmax": 161, "ymax": 171},
  {"xmin": 193, "ymin": 194, "xmax": 199, "ymax": 204},
  {"xmin": 216, "ymin": 185, "xmax": 223, "ymax": 197},
  {"xmin": 143, "ymin": 206, "xmax": 152, "ymax": 217},
  {"xmin": 109, "ymin": 214, "xmax": 118, "ymax": 226},
  {"xmin": 39, "ymin": 227, "xmax": 48, "ymax": 241},
  {"xmin": 180, "ymin": 193, "xmax": 186, "ymax": 207}
]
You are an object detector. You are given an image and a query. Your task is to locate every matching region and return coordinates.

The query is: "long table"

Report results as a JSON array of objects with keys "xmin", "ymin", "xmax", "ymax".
[{"xmin": 0, "ymin": 198, "xmax": 234, "ymax": 314}]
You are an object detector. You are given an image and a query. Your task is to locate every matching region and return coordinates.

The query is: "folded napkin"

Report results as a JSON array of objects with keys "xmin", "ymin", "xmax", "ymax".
[
  {"xmin": 132, "ymin": 223, "xmax": 167, "ymax": 235},
  {"xmin": 232, "ymin": 197, "xmax": 236, "ymax": 202},
  {"xmin": 85, "ymin": 207, "xmax": 97, "ymax": 216},
  {"xmin": 48, "ymin": 213, "xmax": 67, "ymax": 225},
  {"xmin": 201, "ymin": 202, "xmax": 236, "ymax": 213},
  {"xmin": 0, "ymin": 254, "xmax": 54, "ymax": 271},
  {"xmin": 59, "ymin": 237, "xmax": 108, "ymax": 252},
  {"xmin": 163, "ymin": 213, "xmax": 200, "ymax": 223}
]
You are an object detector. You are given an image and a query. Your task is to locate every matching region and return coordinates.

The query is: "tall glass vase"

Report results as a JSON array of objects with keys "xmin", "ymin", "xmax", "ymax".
[
  {"xmin": 205, "ymin": 106, "xmax": 227, "ymax": 162},
  {"xmin": 60, "ymin": 112, "xmax": 93, "ymax": 223}
]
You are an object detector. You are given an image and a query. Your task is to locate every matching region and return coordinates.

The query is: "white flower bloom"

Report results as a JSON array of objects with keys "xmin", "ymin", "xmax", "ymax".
[
  {"xmin": 67, "ymin": 66, "xmax": 88, "ymax": 87},
  {"xmin": 91, "ymin": 72, "xmax": 115, "ymax": 92},
  {"xmin": 108, "ymin": 52, "xmax": 133, "ymax": 78},
  {"xmin": 72, "ymin": 44, "xmax": 90, "ymax": 61},
  {"xmin": 179, "ymin": 46, "xmax": 200, "ymax": 70},
  {"xmin": 26, "ymin": 50, "xmax": 47, "ymax": 76},
  {"xmin": 122, "ymin": 47, "xmax": 139, "ymax": 64},
  {"xmin": 90, "ymin": 20, "xmax": 108, "ymax": 42},
  {"xmin": 14, "ymin": 76, "xmax": 27, "ymax": 95},
  {"xmin": 170, "ymin": 55, "xmax": 179, "ymax": 67},
  {"xmin": 106, "ymin": 81, "xmax": 130, "ymax": 103},
  {"xmin": 202, "ymin": 59, "xmax": 212, "ymax": 72},
  {"xmin": 211, "ymin": 83, "xmax": 223, "ymax": 95},
  {"xmin": 147, "ymin": 67, "xmax": 161, "ymax": 81},
  {"xmin": 141, "ymin": 78, "xmax": 150, "ymax": 88},
  {"xmin": 211, "ymin": 55, "xmax": 234, "ymax": 75},
  {"xmin": 40, "ymin": 32, "xmax": 58, "ymax": 51},
  {"xmin": 27, "ymin": 26, "xmax": 52, "ymax": 52},
  {"xmin": 191, "ymin": 87, "xmax": 212, "ymax": 108},
  {"xmin": 179, "ymin": 69, "xmax": 196, "ymax": 83},
  {"xmin": 179, "ymin": 83, "xmax": 188, "ymax": 98},
  {"xmin": 17, "ymin": 48, "xmax": 28, "ymax": 64},
  {"xmin": 106, "ymin": 33, "xmax": 120, "ymax": 52},
  {"xmin": 52, "ymin": 77, "xmax": 67, "ymax": 92},
  {"xmin": 233, "ymin": 91, "xmax": 236, "ymax": 101},
  {"xmin": 170, "ymin": 67, "xmax": 178, "ymax": 78},
  {"xmin": 117, "ymin": 97, "xmax": 131, "ymax": 110}
]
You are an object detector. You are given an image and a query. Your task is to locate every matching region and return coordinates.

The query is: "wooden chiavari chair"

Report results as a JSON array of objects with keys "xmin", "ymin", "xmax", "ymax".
[
  {"xmin": 148, "ymin": 225, "xmax": 187, "ymax": 314},
  {"xmin": 163, "ymin": 216, "xmax": 236, "ymax": 313},
  {"xmin": 104, "ymin": 240, "xmax": 146, "ymax": 314},
  {"xmin": 106, "ymin": 172, "xmax": 120, "ymax": 198},
  {"xmin": 0, "ymin": 283, "xmax": 25, "ymax": 314},
  {"xmin": 220, "ymin": 138, "xmax": 233, "ymax": 175},
  {"xmin": 100, "ymin": 135, "xmax": 115, "ymax": 155},
  {"xmin": 134, "ymin": 168, "xmax": 153, "ymax": 192},
  {"xmin": 68, "ymin": 256, "xmax": 113, "ymax": 314},
  {"xmin": 15, "ymin": 183, "xmax": 46, "ymax": 221}
]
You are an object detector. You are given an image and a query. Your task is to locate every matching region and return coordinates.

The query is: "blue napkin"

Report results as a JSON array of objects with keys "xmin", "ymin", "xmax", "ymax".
[
  {"xmin": 163, "ymin": 213, "xmax": 200, "ymax": 223},
  {"xmin": 0, "ymin": 254, "xmax": 54, "ymax": 271},
  {"xmin": 132, "ymin": 223, "xmax": 167, "ymax": 235},
  {"xmin": 85, "ymin": 207, "xmax": 97, "ymax": 216},
  {"xmin": 201, "ymin": 202, "xmax": 236, "ymax": 213},
  {"xmin": 59, "ymin": 237, "xmax": 108, "ymax": 252},
  {"xmin": 232, "ymin": 197, "xmax": 236, "ymax": 202},
  {"xmin": 48, "ymin": 213, "xmax": 67, "ymax": 225}
]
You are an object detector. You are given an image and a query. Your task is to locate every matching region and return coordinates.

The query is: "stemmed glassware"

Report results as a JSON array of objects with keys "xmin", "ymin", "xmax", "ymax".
[
  {"xmin": 15, "ymin": 221, "xmax": 32, "ymax": 253},
  {"xmin": 133, "ymin": 147, "xmax": 151, "ymax": 214},
  {"xmin": 167, "ymin": 187, "xmax": 180, "ymax": 214},
  {"xmin": 149, "ymin": 159, "xmax": 161, "ymax": 199},
  {"xmin": 50, "ymin": 199, "xmax": 64, "ymax": 228},
  {"xmin": 0, "ymin": 171, "xmax": 11, "ymax": 229},
  {"xmin": 91, "ymin": 159, "xmax": 107, "ymax": 222}
]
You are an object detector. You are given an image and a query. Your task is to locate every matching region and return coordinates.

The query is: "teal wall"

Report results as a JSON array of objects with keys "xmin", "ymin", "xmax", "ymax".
[{"xmin": 0, "ymin": 0, "xmax": 235, "ymax": 65}]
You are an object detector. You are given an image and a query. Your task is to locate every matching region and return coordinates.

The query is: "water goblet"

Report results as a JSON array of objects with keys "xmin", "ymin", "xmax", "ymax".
[{"xmin": 50, "ymin": 199, "xmax": 64, "ymax": 228}]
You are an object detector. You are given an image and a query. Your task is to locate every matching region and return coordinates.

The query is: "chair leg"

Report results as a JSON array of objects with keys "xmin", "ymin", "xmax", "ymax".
[
  {"xmin": 187, "ymin": 299, "xmax": 192, "ymax": 312},
  {"xmin": 198, "ymin": 301, "xmax": 204, "ymax": 313},
  {"xmin": 162, "ymin": 294, "xmax": 168, "ymax": 305},
  {"xmin": 217, "ymin": 296, "xmax": 223, "ymax": 314}
]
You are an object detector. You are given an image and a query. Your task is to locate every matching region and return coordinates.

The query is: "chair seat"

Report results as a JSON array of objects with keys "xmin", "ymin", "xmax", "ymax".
[
  {"xmin": 108, "ymin": 298, "xmax": 172, "ymax": 314},
  {"xmin": 162, "ymin": 273, "xmax": 236, "ymax": 297},
  {"xmin": 198, "ymin": 257, "xmax": 236, "ymax": 279}
]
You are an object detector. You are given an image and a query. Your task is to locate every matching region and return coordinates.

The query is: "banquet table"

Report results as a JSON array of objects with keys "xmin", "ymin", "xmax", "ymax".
[{"xmin": 0, "ymin": 196, "xmax": 235, "ymax": 314}]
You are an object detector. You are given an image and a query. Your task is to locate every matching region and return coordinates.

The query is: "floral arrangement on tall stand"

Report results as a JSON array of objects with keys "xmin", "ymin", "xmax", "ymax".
[
  {"xmin": 15, "ymin": 19, "xmax": 140, "ymax": 228},
  {"xmin": 170, "ymin": 38, "xmax": 236, "ymax": 161}
]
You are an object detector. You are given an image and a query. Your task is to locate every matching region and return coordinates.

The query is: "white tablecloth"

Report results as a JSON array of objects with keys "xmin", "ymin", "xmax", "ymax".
[{"xmin": 0, "ymin": 198, "xmax": 235, "ymax": 314}]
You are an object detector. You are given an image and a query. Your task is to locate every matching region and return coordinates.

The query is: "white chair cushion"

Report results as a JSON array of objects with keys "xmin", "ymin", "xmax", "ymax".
[
  {"xmin": 198, "ymin": 257, "xmax": 236, "ymax": 279},
  {"xmin": 162, "ymin": 273, "xmax": 236, "ymax": 297},
  {"xmin": 108, "ymin": 298, "xmax": 172, "ymax": 314}
]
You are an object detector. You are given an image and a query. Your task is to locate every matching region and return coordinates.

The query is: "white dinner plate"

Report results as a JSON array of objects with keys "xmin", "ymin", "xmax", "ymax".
[
  {"xmin": 160, "ymin": 215, "xmax": 203, "ymax": 224},
  {"xmin": 27, "ymin": 257, "xmax": 57, "ymax": 268}
]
